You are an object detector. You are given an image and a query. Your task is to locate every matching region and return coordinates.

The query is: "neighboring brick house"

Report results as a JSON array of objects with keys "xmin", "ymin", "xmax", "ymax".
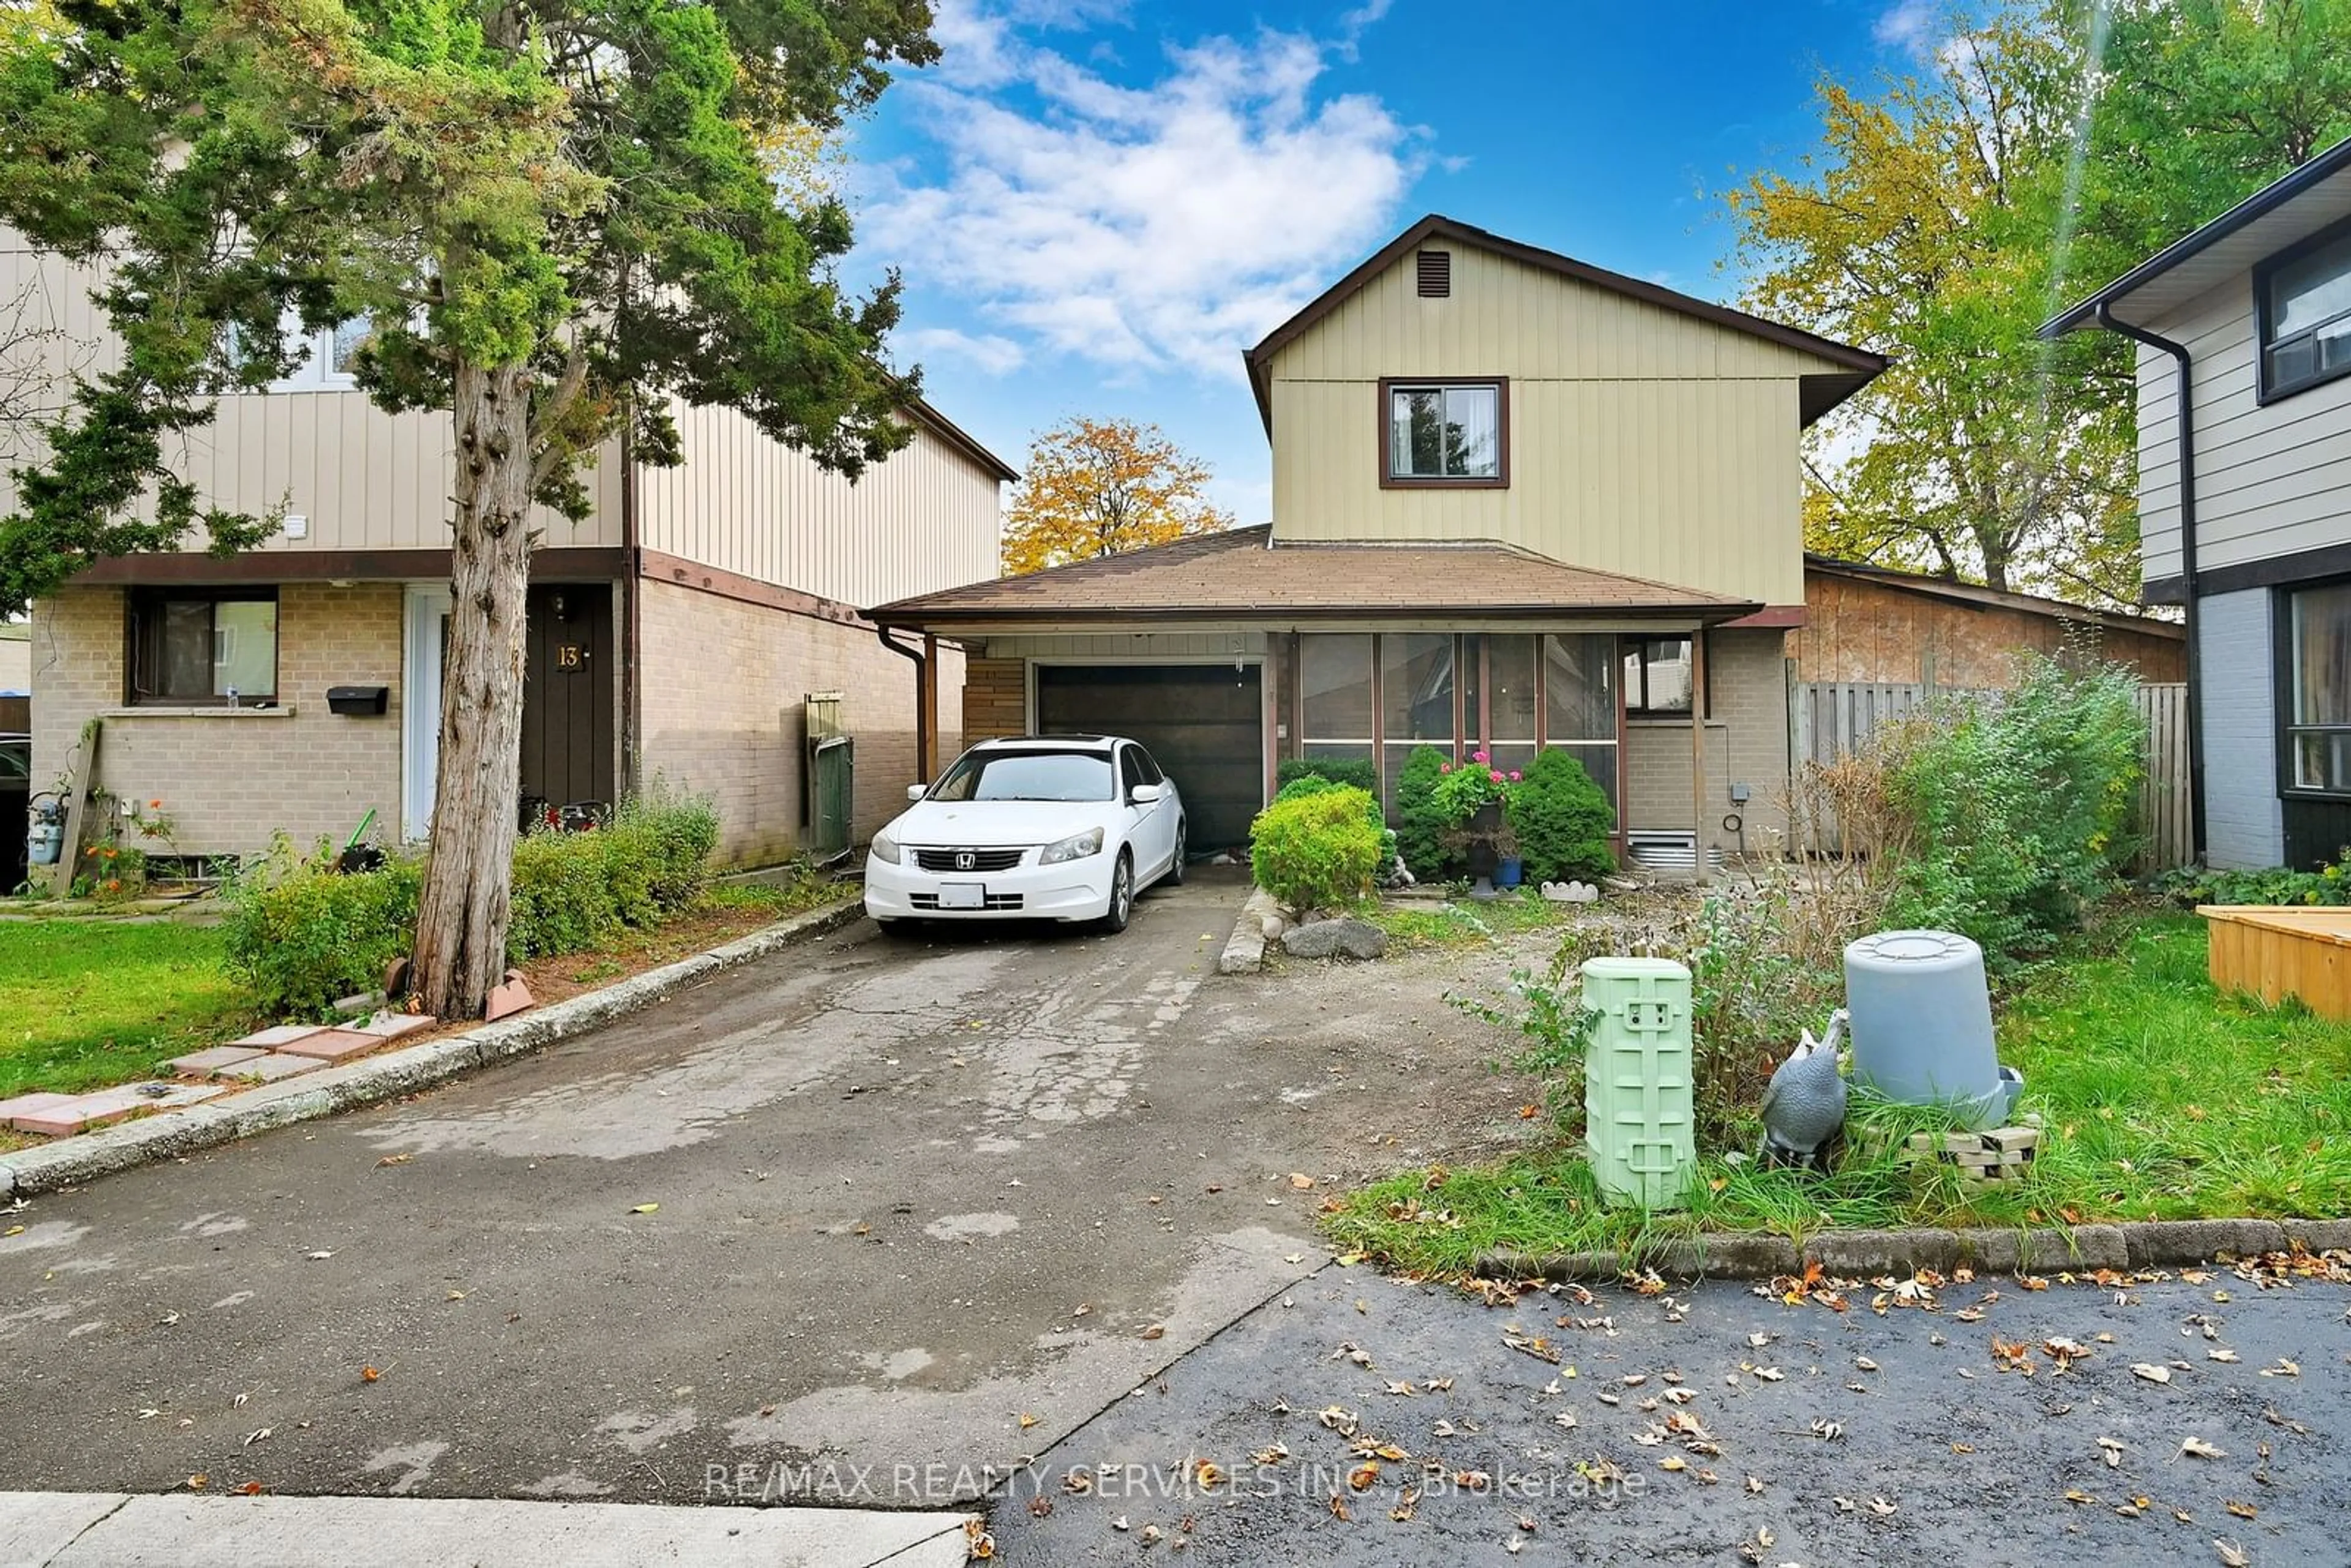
[
  {"xmin": 12, "ymin": 230, "xmax": 1012, "ymax": 869},
  {"xmin": 1796, "ymin": 557, "xmax": 2186, "ymax": 688},
  {"xmin": 870, "ymin": 215, "xmax": 1886, "ymax": 865}
]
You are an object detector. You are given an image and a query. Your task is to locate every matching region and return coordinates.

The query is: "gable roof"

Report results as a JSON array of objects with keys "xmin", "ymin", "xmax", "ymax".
[
  {"xmin": 2040, "ymin": 133, "xmax": 2351, "ymax": 337},
  {"xmin": 869, "ymin": 523, "xmax": 1757, "ymax": 628},
  {"xmin": 906, "ymin": 396, "xmax": 1018, "ymax": 483},
  {"xmin": 1241, "ymin": 214, "xmax": 1888, "ymax": 432},
  {"xmin": 1805, "ymin": 555, "xmax": 2184, "ymax": 639}
]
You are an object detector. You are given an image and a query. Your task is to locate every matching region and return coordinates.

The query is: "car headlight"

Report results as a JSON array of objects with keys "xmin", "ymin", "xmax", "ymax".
[
  {"xmin": 869, "ymin": 829, "xmax": 901, "ymax": 866},
  {"xmin": 1039, "ymin": 827, "xmax": 1104, "ymax": 865}
]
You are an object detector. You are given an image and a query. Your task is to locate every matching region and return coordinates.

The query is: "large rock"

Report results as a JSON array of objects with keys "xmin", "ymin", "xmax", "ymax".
[{"xmin": 1280, "ymin": 916, "xmax": 1388, "ymax": 961}]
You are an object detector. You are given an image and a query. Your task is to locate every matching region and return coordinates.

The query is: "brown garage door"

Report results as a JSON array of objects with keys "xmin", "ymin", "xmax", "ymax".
[{"xmin": 1034, "ymin": 664, "xmax": 1264, "ymax": 852}]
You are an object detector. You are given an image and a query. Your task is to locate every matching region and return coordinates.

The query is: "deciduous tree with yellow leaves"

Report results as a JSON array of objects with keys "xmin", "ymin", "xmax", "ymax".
[{"xmin": 1000, "ymin": 416, "xmax": 1234, "ymax": 576}]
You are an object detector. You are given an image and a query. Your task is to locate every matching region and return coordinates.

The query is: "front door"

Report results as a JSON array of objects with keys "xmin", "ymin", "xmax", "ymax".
[
  {"xmin": 519, "ymin": 583, "xmax": 617, "ymax": 820},
  {"xmin": 402, "ymin": 585, "xmax": 452, "ymax": 841}
]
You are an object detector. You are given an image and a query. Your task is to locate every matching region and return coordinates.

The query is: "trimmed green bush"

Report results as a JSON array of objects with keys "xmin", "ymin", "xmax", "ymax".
[
  {"xmin": 1391, "ymin": 745, "xmax": 1452, "ymax": 882},
  {"xmin": 1885, "ymin": 656, "xmax": 2145, "ymax": 967},
  {"xmin": 1250, "ymin": 785, "xmax": 1382, "ymax": 914},
  {"xmin": 220, "ymin": 838, "xmax": 424, "ymax": 1019},
  {"xmin": 222, "ymin": 797, "xmax": 724, "ymax": 1018},
  {"xmin": 1509, "ymin": 748, "xmax": 1615, "ymax": 885},
  {"xmin": 1275, "ymin": 772, "xmax": 1399, "ymax": 880},
  {"xmin": 1277, "ymin": 756, "xmax": 1378, "ymax": 795}
]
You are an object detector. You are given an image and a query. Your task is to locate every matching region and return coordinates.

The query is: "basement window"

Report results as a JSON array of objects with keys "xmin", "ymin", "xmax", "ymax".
[{"xmin": 127, "ymin": 588, "xmax": 279, "ymax": 705}]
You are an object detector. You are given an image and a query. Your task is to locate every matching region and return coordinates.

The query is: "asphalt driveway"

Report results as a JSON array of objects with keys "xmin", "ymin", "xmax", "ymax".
[{"xmin": 0, "ymin": 871, "xmax": 1489, "ymax": 1509}]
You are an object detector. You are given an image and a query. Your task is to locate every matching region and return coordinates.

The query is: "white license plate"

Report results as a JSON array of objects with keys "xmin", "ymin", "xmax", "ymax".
[{"xmin": 936, "ymin": 882, "xmax": 986, "ymax": 909}]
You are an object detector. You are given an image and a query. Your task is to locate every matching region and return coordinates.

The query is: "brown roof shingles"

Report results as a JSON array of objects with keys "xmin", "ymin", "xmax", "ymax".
[{"xmin": 869, "ymin": 525, "xmax": 1757, "ymax": 626}]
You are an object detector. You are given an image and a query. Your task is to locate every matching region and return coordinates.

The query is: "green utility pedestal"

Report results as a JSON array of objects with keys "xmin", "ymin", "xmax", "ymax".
[{"xmin": 1581, "ymin": 956, "xmax": 1696, "ymax": 1209}]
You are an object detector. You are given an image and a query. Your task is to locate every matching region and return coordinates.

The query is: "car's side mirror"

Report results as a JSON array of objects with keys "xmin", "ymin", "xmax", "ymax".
[
  {"xmin": 1129, "ymin": 782, "xmax": 1164, "ymax": 804},
  {"xmin": 906, "ymin": 783, "xmax": 928, "ymax": 801}
]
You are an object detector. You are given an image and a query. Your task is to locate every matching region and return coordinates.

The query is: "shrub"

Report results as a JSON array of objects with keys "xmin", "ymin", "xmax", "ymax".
[
  {"xmin": 1277, "ymin": 756, "xmax": 1378, "ymax": 795},
  {"xmin": 1273, "ymin": 773, "xmax": 1398, "ymax": 876},
  {"xmin": 1392, "ymin": 745, "xmax": 1453, "ymax": 881},
  {"xmin": 222, "ymin": 798, "xmax": 722, "ymax": 1016},
  {"xmin": 221, "ymin": 836, "xmax": 424, "ymax": 1019},
  {"xmin": 2159, "ymin": 860, "xmax": 2351, "ymax": 909},
  {"xmin": 1250, "ymin": 785, "xmax": 1382, "ymax": 914},
  {"xmin": 1882, "ymin": 656, "xmax": 2145, "ymax": 967},
  {"xmin": 1509, "ymin": 748, "xmax": 1615, "ymax": 884}
]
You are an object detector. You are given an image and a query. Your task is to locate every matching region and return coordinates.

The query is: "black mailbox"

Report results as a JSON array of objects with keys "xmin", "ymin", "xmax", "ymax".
[{"xmin": 327, "ymin": 685, "xmax": 389, "ymax": 716}]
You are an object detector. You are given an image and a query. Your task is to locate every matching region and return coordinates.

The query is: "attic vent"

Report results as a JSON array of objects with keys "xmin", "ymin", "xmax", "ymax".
[{"xmin": 1416, "ymin": 249, "xmax": 1451, "ymax": 298}]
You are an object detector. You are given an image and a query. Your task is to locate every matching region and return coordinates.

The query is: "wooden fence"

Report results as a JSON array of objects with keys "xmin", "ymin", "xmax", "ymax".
[{"xmin": 1788, "ymin": 677, "xmax": 2195, "ymax": 872}]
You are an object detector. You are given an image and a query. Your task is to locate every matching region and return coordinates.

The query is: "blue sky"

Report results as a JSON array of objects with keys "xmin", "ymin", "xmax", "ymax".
[{"xmin": 847, "ymin": 0, "xmax": 1939, "ymax": 518}]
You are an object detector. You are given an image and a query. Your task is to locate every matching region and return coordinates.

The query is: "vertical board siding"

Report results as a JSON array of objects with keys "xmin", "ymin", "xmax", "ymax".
[
  {"xmin": 1265, "ymin": 242, "xmax": 1826, "ymax": 606},
  {"xmin": 2138, "ymin": 272, "xmax": 2351, "ymax": 583},
  {"xmin": 637, "ymin": 402, "xmax": 1002, "ymax": 609}
]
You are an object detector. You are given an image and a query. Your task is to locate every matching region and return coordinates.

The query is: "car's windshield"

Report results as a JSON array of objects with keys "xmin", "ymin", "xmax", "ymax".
[{"xmin": 929, "ymin": 749, "xmax": 1115, "ymax": 803}]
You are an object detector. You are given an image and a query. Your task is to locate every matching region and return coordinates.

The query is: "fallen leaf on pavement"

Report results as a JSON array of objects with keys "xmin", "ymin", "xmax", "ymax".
[
  {"xmin": 375, "ymin": 1153, "xmax": 411, "ymax": 1168},
  {"xmin": 1141, "ymin": 1324, "xmax": 1165, "ymax": 1341},
  {"xmin": 237, "ymin": 1481, "xmax": 263, "ymax": 1496},
  {"xmin": 2208, "ymin": 1348, "xmax": 2241, "ymax": 1364},
  {"xmin": 2225, "ymin": 1501, "xmax": 2257, "ymax": 1520},
  {"xmin": 1289, "ymin": 1174, "xmax": 1314, "ymax": 1189},
  {"xmin": 629, "ymin": 1204, "xmax": 658, "ymax": 1215},
  {"xmin": 2177, "ymin": 1437, "xmax": 2227, "ymax": 1461},
  {"xmin": 2260, "ymin": 1359, "xmax": 2300, "ymax": 1378},
  {"xmin": 2214, "ymin": 1541, "xmax": 2248, "ymax": 1566},
  {"xmin": 1018, "ymin": 1413, "xmax": 1038, "ymax": 1430},
  {"xmin": 2131, "ymin": 1364, "xmax": 2174, "ymax": 1384},
  {"xmin": 360, "ymin": 1366, "xmax": 381, "ymax": 1383},
  {"xmin": 185, "ymin": 1476, "xmax": 207, "ymax": 1490}
]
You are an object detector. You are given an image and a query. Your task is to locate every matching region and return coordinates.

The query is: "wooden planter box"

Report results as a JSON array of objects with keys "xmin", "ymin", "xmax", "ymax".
[{"xmin": 2198, "ymin": 904, "xmax": 2351, "ymax": 1020}]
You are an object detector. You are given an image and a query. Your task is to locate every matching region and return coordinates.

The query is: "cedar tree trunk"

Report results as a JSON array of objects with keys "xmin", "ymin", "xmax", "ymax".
[{"xmin": 412, "ymin": 358, "xmax": 536, "ymax": 1018}]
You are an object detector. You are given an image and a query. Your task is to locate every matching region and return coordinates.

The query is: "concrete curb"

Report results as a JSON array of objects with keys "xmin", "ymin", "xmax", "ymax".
[
  {"xmin": 1217, "ymin": 886, "xmax": 1284, "ymax": 975},
  {"xmin": 0, "ymin": 899, "xmax": 865, "ymax": 1200},
  {"xmin": 1477, "ymin": 1216, "xmax": 2351, "ymax": 1283}
]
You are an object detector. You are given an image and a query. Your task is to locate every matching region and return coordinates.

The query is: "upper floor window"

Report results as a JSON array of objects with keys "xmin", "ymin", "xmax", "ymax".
[
  {"xmin": 1380, "ymin": 378, "xmax": 1506, "ymax": 488},
  {"xmin": 127, "ymin": 588, "xmax": 279, "ymax": 706},
  {"xmin": 223, "ymin": 315, "xmax": 375, "ymax": 392},
  {"xmin": 2260, "ymin": 223, "xmax": 2351, "ymax": 402}
]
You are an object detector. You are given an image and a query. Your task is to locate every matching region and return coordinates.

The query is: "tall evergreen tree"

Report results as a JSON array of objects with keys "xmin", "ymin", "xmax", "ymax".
[{"xmin": 0, "ymin": 0, "xmax": 935, "ymax": 1015}]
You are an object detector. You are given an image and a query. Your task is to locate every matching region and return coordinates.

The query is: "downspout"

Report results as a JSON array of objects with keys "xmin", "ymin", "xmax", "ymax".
[
  {"xmin": 619, "ymin": 405, "xmax": 642, "ymax": 801},
  {"xmin": 877, "ymin": 625, "xmax": 931, "ymax": 782},
  {"xmin": 2096, "ymin": 299, "xmax": 2207, "ymax": 863}
]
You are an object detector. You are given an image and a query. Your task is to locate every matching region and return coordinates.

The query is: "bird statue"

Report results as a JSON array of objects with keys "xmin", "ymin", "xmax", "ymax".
[{"xmin": 1758, "ymin": 1008, "xmax": 1849, "ymax": 1171}]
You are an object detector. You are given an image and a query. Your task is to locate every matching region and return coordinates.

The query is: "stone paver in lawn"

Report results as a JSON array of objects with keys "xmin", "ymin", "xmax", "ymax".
[
  {"xmin": 215, "ymin": 1053, "xmax": 326, "ymax": 1084},
  {"xmin": 231, "ymin": 1024, "xmax": 328, "ymax": 1049},
  {"xmin": 12, "ymin": 1084, "xmax": 225, "ymax": 1136},
  {"xmin": 167, "ymin": 1046, "xmax": 269, "ymax": 1078},
  {"xmin": 274, "ymin": 1029, "xmax": 387, "ymax": 1063},
  {"xmin": 0, "ymin": 1093, "xmax": 77, "ymax": 1125},
  {"xmin": 350, "ymin": 1013, "xmax": 437, "ymax": 1041}
]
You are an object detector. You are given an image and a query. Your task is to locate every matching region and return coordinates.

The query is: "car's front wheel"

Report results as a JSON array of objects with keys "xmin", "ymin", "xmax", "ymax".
[
  {"xmin": 1165, "ymin": 822, "xmax": 1187, "ymax": 887},
  {"xmin": 1100, "ymin": 850, "xmax": 1134, "ymax": 934}
]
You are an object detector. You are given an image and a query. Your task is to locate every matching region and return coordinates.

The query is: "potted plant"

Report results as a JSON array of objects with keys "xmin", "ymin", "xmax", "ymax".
[{"xmin": 1430, "ymin": 752, "xmax": 1523, "ymax": 901}]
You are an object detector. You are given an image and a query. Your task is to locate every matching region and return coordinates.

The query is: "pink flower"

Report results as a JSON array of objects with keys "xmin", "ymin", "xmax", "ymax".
[
  {"xmin": 1439, "ymin": 762, "xmax": 1452, "ymax": 774},
  {"xmin": 1508, "ymin": 770, "xmax": 1522, "ymax": 782},
  {"xmin": 1489, "ymin": 770, "xmax": 1504, "ymax": 783},
  {"xmin": 1471, "ymin": 750, "xmax": 1489, "ymax": 764}
]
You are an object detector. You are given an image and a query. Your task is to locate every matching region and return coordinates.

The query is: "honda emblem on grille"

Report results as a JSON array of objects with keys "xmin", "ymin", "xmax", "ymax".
[{"xmin": 955, "ymin": 851, "xmax": 977, "ymax": 871}]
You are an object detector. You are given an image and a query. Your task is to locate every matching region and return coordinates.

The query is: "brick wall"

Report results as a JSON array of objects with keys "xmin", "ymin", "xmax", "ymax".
[
  {"xmin": 637, "ymin": 579, "xmax": 961, "ymax": 866},
  {"xmin": 31, "ymin": 582, "xmax": 405, "ymax": 858},
  {"xmin": 962, "ymin": 655, "xmax": 1027, "ymax": 741},
  {"xmin": 1622, "ymin": 628, "xmax": 1790, "ymax": 852}
]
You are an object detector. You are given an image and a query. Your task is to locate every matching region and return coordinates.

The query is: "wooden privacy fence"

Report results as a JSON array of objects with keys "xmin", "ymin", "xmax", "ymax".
[
  {"xmin": 2134, "ymin": 683, "xmax": 2191, "ymax": 873},
  {"xmin": 1788, "ymin": 677, "xmax": 2194, "ymax": 872}
]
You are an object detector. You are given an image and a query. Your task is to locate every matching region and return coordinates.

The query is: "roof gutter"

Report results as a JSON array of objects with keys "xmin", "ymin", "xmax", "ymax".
[{"xmin": 2094, "ymin": 299, "xmax": 2205, "ymax": 863}]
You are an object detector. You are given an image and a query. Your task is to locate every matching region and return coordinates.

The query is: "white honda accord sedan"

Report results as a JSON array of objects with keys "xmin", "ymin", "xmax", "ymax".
[{"xmin": 863, "ymin": 735, "xmax": 1187, "ymax": 935}]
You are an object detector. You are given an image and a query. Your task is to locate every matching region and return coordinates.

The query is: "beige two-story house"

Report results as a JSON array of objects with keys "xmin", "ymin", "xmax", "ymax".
[
  {"xmin": 13, "ymin": 230, "xmax": 1013, "ymax": 870},
  {"xmin": 869, "ymin": 216, "xmax": 1884, "ymax": 863}
]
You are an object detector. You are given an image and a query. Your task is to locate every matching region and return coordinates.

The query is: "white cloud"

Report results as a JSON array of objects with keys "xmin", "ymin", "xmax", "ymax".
[
  {"xmin": 896, "ymin": 326, "xmax": 1027, "ymax": 375},
  {"xmin": 1872, "ymin": 0, "xmax": 1938, "ymax": 53},
  {"xmin": 863, "ymin": 4, "xmax": 1425, "ymax": 382}
]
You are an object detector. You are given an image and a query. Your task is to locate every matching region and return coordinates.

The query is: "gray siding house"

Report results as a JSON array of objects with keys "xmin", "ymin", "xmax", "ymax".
[{"xmin": 2046, "ymin": 135, "xmax": 2351, "ymax": 869}]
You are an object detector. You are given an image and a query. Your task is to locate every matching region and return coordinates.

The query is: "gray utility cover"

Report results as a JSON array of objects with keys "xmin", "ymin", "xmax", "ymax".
[{"xmin": 1844, "ymin": 929, "xmax": 2021, "ymax": 1130}]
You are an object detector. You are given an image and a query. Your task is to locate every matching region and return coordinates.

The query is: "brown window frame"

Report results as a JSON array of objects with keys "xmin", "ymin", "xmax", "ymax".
[
  {"xmin": 125, "ymin": 586, "xmax": 281, "ymax": 706},
  {"xmin": 1377, "ymin": 376, "xmax": 1509, "ymax": 490}
]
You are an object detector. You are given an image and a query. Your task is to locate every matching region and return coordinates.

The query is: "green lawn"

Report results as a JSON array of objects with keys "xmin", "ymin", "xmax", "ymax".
[
  {"xmin": 1327, "ymin": 911, "xmax": 2351, "ymax": 1275},
  {"xmin": 0, "ymin": 921, "xmax": 251, "ymax": 1100}
]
